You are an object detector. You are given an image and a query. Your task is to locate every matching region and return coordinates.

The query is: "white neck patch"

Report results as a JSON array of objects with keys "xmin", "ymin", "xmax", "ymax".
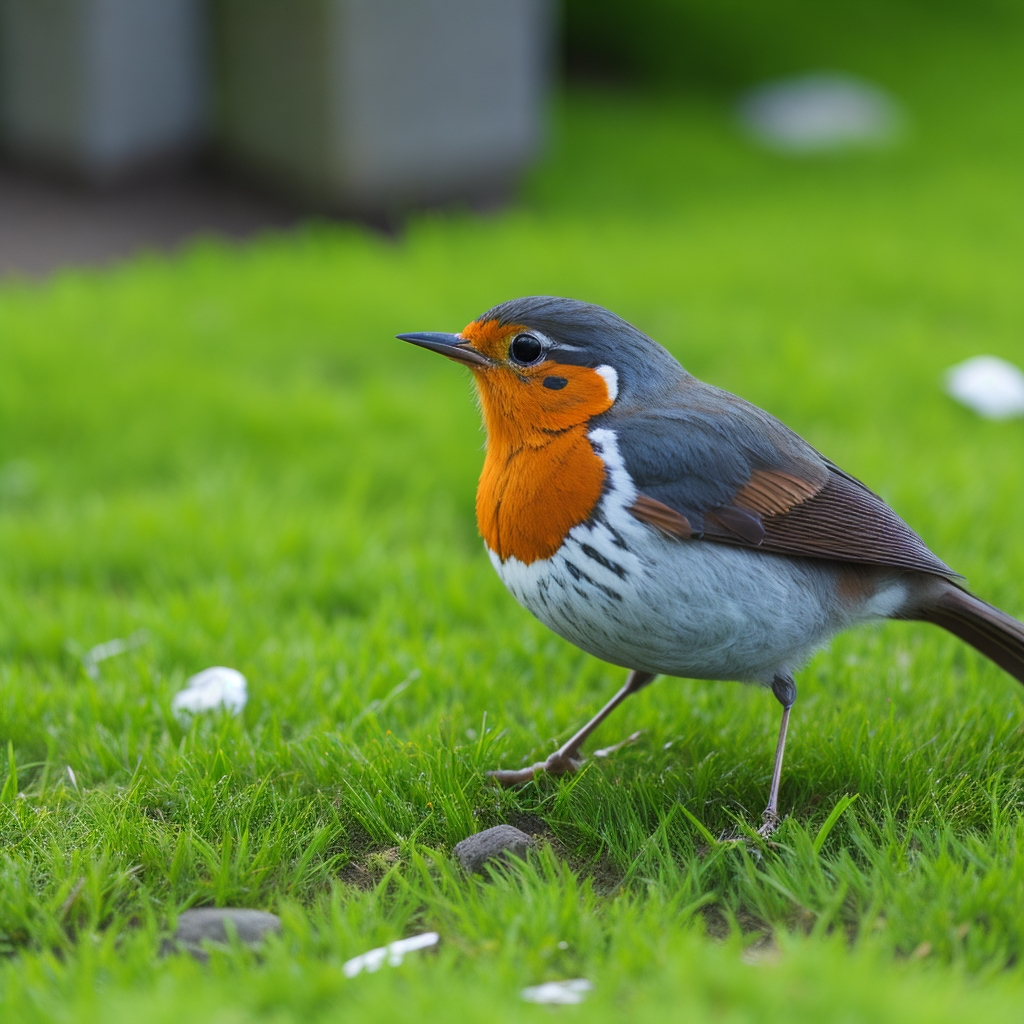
[{"xmin": 594, "ymin": 364, "xmax": 619, "ymax": 403}]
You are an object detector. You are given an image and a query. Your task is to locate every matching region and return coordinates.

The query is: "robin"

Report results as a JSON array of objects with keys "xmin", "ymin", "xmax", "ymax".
[{"xmin": 399, "ymin": 296, "xmax": 1024, "ymax": 835}]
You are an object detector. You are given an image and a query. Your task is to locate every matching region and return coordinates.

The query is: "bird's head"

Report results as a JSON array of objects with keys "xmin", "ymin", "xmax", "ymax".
[{"xmin": 398, "ymin": 296, "xmax": 686, "ymax": 442}]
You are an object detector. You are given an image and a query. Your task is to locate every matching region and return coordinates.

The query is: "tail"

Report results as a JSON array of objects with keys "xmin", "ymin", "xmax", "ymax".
[{"xmin": 911, "ymin": 582, "xmax": 1024, "ymax": 684}]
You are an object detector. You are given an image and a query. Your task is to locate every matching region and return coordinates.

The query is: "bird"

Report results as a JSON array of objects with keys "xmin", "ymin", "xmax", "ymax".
[{"xmin": 398, "ymin": 296, "xmax": 1024, "ymax": 835}]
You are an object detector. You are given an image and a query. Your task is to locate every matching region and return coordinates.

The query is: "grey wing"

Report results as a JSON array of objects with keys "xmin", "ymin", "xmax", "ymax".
[{"xmin": 611, "ymin": 382, "xmax": 954, "ymax": 578}]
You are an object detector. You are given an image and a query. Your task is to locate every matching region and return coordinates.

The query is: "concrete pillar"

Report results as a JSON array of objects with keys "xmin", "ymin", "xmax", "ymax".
[
  {"xmin": 0, "ymin": 0, "xmax": 208, "ymax": 183},
  {"xmin": 214, "ymin": 0, "xmax": 553, "ymax": 216}
]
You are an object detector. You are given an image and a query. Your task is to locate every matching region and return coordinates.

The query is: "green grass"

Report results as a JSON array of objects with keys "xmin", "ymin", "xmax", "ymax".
[{"xmin": 1, "ymin": 16, "xmax": 1023, "ymax": 1023}]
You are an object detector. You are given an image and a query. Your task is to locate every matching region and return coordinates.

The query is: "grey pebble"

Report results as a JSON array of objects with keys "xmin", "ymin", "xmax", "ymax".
[
  {"xmin": 454, "ymin": 825, "xmax": 534, "ymax": 873},
  {"xmin": 169, "ymin": 908, "xmax": 281, "ymax": 961}
]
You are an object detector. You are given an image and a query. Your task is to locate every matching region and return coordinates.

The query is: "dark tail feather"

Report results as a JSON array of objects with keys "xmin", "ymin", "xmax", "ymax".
[{"xmin": 912, "ymin": 584, "xmax": 1024, "ymax": 685}]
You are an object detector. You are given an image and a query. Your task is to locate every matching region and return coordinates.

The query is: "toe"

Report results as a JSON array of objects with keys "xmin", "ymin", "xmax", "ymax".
[{"xmin": 486, "ymin": 766, "xmax": 539, "ymax": 786}]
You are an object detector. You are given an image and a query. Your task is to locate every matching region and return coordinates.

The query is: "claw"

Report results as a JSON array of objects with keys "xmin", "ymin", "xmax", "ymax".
[
  {"xmin": 593, "ymin": 730, "xmax": 642, "ymax": 758},
  {"xmin": 486, "ymin": 765, "xmax": 545, "ymax": 786},
  {"xmin": 486, "ymin": 672, "xmax": 653, "ymax": 789},
  {"xmin": 486, "ymin": 750, "xmax": 584, "ymax": 787},
  {"xmin": 757, "ymin": 809, "xmax": 781, "ymax": 839},
  {"xmin": 717, "ymin": 809, "xmax": 782, "ymax": 849}
]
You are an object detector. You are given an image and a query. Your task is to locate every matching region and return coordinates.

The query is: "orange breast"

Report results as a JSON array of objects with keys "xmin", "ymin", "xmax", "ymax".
[{"xmin": 472, "ymin": 361, "xmax": 615, "ymax": 564}]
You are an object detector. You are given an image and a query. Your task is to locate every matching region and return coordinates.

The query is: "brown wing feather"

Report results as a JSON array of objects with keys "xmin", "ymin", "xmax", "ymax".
[
  {"xmin": 734, "ymin": 469, "xmax": 822, "ymax": 515},
  {"xmin": 634, "ymin": 469, "xmax": 954, "ymax": 578},
  {"xmin": 704, "ymin": 505, "xmax": 766, "ymax": 544},
  {"xmin": 629, "ymin": 494, "xmax": 693, "ymax": 539},
  {"xmin": 755, "ymin": 471, "xmax": 954, "ymax": 576}
]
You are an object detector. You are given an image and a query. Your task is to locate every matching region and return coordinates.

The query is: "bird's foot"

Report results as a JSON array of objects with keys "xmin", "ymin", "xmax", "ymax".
[
  {"xmin": 486, "ymin": 748, "xmax": 584, "ymax": 787},
  {"xmin": 757, "ymin": 809, "xmax": 781, "ymax": 839},
  {"xmin": 487, "ymin": 731, "xmax": 643, "ymax": 787},
  {"xmin": 717, "ymin": 810, "xmax": 782, "ymax": 848}
]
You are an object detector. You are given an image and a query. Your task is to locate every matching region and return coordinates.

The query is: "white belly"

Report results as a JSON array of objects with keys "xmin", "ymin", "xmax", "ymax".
[{"xmin": 489, "ymin": 428, "xmax": 880, "ymax": 684}]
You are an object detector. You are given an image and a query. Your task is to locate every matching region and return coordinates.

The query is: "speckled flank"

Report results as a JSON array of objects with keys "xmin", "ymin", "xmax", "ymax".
[{"xmin": 491, "ymin": 428, "xmax": 874, "ymax": 685}]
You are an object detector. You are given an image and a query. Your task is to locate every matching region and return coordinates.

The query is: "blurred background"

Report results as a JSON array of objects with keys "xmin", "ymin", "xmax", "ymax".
[
  {"xmin": 0, "ymin": 0, "xmax": 554, "ymax": 274},
  {"xmin": 2, "ymin": 0, "xmax": 1017, "ymax": 276},
  {"xmin": 0, "ymin": 0, "xmax": 1019, "ymax": 681}
]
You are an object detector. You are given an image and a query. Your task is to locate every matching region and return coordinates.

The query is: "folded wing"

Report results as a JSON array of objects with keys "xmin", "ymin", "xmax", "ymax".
[{"xmin": 613, "ymin": 381, "xmax": 953, "ymax": 578}]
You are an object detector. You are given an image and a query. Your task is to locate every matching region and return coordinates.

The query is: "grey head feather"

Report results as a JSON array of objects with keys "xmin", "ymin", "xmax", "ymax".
[
  {"xmin": 477, "ymin": 296, "xmax": 688, "ymax": 409},
  {"xmin": 476, "ymin": 297, "xmax": 819, "ymax": 478}
]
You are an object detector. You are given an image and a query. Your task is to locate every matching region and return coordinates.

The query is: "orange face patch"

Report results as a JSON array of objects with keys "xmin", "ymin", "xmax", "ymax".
[
  {"xmin": 460, "ymin": 317, "xmax": 516, "ymax": 362},
  {"xmin": 461, "ymin": 319, "xmax": 616, "ymax": 564}
]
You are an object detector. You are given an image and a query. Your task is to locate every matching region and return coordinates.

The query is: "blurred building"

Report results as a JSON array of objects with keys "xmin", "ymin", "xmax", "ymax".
[
  {"xmin": 0, "ymin": 0, "xmax": 208, "ymax": 183},
  {"xmin": 0, "ymin": 0, "xmax": 552, "ymax": 217}
]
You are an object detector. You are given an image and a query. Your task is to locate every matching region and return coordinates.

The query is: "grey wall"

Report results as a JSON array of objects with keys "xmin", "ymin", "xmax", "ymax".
[
  {"xmin": 0, "ymin": 0, "xmax": 553, "ymax": 207},
  {"xmin": 216, "ymin": 0, "xmax": 553, "ymax": 214},
  {"xmin": 0, "ymin": 0, "xmax": 207, "ymax": 180},
  {"xmin": 214, "ymin": 0, "xmax": 333, "ymax": 197},
  {"xmin": 333, "ymin": 0, "xmax": 551, "ymax": 206}
]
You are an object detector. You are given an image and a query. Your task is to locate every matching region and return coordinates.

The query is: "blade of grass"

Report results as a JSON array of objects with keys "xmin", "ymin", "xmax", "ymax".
[
  {"xmin": 813, "ymin": 794, "xmax": 859, "ymax": 855},
  {"xmin": 679, "ymin": 804, "xmax": 719, "ymax": 849}
]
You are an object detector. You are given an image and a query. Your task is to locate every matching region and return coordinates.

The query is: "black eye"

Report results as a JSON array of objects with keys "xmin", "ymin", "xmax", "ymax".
[{"xmin": 509, "ymin": 333, "xmax": 543, "ymax": 365}]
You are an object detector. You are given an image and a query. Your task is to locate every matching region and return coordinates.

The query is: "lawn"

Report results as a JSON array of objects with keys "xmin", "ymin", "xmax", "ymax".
[{"xmin": 1, "ymin": 9, "xmax": 1022, "ymax": 1023}]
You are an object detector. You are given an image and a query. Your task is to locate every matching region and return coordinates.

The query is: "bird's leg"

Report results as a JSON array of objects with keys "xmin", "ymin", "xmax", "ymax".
[
  {"xmin": 488, "ymin": 670, "xmax": 656, "ymax": 786},
  {"xmin": 758, "ymin": 673, "xmax": 797, "ymax": 838}
]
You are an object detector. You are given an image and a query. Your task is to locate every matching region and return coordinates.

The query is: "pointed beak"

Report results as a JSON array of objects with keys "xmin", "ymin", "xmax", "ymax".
[{"xmin": 396, "ymin": 331, "xmax": 492, "ymax": 368}]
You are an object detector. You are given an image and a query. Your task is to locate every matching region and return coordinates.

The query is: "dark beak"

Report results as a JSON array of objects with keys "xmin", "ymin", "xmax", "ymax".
[{"xmin": 396, "ymin": 331, "xmax": 492, "ymax": 368}]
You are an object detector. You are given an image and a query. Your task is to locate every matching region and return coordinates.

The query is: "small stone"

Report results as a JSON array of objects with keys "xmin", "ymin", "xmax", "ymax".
[
  {"xmin": 453, "ymin": 824, "xmax": 533, "ymax": 873},
  {"xmin": 170, "ymin": 908, "xmax": 281, "ymax": 961}
]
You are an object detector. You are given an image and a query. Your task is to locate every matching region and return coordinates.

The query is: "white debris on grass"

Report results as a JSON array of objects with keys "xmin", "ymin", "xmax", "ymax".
[
  {"xmin": 521, "ymin": 979, "xmax": 593, "ymax": 1005},
  {"xmin": 81, "ymin": 629, "xmax": 149, "ymax": 680},
  {"xmin": 342, "ymin": 932, "xmax": 439, "ymax": 978},
  {"xmin": 945, "ymin": 356, "xmax": 1024, "ymax": 420},
  {"xmin": 172, "ymin": 667, "xmax": 248, "ymax": 722},
  {"xmin": 738, "ymin": 73, "xmax": 901, "ymax": 152}
]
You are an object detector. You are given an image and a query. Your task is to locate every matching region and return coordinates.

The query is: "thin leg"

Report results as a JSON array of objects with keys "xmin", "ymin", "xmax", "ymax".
[
  {"xmin": 758, "ymin": 673, "xmax": 796, "ymax": 837},
  {"xmin": 488, "ymin": 669, "xmax": 656, "ymax": 786}
]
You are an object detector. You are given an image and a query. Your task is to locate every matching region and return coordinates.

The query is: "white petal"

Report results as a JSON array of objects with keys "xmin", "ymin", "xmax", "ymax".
[
  {"xmin": 388, "ymin": 932, "xmax": 440, "ymax": 956},
  {"xmin": 343, "ymin": 946, "xmax": 388, "ymax": 978},
  {"xmin": 80, "ymin": 629, "xmax": 149, "ymax": 680}
]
